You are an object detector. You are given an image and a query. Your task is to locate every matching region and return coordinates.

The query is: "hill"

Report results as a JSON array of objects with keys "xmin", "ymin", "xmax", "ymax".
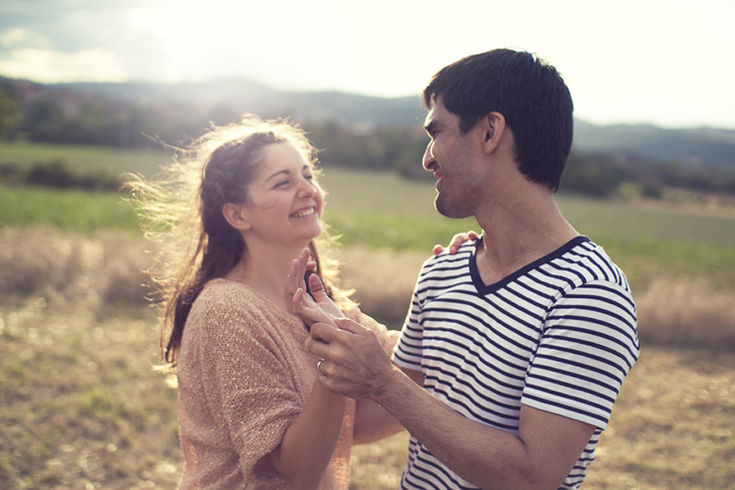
[
  {"xmin": 2, "ymin": 77, "xmax": 735, "ymax": 172},
  {"xmin": 574, "ymin": 120, "xmax": 735, "ymax": 169},
  {"xmin": 42, "ymin": 79, "xmax": 426, "ymax": 128}
]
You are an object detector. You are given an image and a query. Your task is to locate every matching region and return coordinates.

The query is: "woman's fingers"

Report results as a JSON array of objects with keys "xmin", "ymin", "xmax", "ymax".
[{"xmin": 433, "ymin": 230, "xmax": 479, "ymax": 255}]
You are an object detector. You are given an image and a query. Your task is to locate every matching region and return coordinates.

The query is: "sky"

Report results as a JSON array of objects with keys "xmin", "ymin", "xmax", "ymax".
[{"xmin": 1, "ymin": 0, "xmax": 734, "ymax": 129}]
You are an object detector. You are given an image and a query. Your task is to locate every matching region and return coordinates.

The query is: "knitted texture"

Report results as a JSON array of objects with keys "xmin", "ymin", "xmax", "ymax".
[{"xmin": 176, "ymin": 278, "xmax": 397, "ymax": 489}]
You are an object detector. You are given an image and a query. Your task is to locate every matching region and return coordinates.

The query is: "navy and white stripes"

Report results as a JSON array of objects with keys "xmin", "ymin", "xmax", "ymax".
[{"xmin": 392, "ymin": 236, "xmax": 640, "ymax": 490}]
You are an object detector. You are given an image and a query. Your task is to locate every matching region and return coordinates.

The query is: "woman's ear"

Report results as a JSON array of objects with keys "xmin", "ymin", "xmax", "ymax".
[
  {"xmin": 222, "ymin": 202, "xmax": 252, "ymax": 231},
  {"xmin": 481, "ymin": 111, "xmax": 506, "ymax": 154}
]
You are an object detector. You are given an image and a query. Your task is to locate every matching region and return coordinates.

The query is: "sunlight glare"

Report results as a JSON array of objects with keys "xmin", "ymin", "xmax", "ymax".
[{"xmin": 0, "ymin": 48, "xmax": 128, "ymax": 83}]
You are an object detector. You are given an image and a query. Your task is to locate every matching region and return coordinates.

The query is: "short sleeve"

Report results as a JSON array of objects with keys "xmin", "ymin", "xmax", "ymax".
[
  {"xmin": 195, "ymin": 296, "xmax": 305, "ymax": 478},
  {"xmin": 392, "ymin": 279, "xmax": 425, "ymax": 371},
  {"xmin": 522, "ymin": 280, "xmax": 640, "ymax": 429}
]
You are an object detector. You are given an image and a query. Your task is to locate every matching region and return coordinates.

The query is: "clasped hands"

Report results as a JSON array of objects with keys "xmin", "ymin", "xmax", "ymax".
[
  {"xmin": 289, "ymin": 248, "xmax": 395, "ymax": 400},
  {"xmin": 288, "ymin": 232, "xmax": 478, "ymax": 399}
]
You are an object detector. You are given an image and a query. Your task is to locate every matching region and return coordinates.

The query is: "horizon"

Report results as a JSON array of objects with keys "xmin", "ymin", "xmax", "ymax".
[
  {"xmin": 5, "ymin": 74, "xmax": 735, "ymax": 133},
  {"xmin": 2, "ymin": 0, "xmax": 734, "ymax": 130}
]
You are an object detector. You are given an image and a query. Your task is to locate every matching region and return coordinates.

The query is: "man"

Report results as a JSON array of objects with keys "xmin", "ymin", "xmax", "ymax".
[{"xmin": 298, "ymin": 48, "xmax": 640, "ymax": 490}]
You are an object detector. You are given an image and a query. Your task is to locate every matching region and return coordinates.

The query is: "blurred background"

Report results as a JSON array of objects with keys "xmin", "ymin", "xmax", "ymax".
[{"xmin": 1, "ymin": 1, "xmax": 734, "ymax": 489}]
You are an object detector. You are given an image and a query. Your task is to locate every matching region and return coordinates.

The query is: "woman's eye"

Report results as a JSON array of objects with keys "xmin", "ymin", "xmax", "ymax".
[{"xmin": 275, "ymin": 180, "xmax": 290, "ymax": 188}]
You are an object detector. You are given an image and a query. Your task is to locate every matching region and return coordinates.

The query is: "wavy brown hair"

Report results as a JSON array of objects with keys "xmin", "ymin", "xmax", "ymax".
[{"xmin": 126, "ymin": 115, "xmax": 350, "ymax": 367}]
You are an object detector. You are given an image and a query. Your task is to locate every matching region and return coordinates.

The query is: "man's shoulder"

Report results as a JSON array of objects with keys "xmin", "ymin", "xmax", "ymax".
[
  {"xmin": 563, "ymin": 238, "xmax": 630, "ymax": 286},
  {"xmin": 419, "ymin": 240, "xmax": 476, "ymax": 275}
]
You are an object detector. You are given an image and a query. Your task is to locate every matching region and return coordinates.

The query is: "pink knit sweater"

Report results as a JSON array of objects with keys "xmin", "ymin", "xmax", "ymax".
[{"xmin": 176, "ymin": 278, "xmax": 397, "ymax": 489}]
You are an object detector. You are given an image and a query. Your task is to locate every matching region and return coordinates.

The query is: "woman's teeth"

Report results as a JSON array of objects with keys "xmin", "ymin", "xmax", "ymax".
[{"xmin": 291, "ymin": 207, "xmax": 316, "ymax": 218}]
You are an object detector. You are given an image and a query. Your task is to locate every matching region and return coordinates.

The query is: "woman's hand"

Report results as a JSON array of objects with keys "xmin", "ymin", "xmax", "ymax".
[
  {"xmin": 432, "ymin": 230, "xmax": 479, "ymax": 256},
  {"xmin": 289, "ymin": 248, "xmax": 343, "ymax": 327}
]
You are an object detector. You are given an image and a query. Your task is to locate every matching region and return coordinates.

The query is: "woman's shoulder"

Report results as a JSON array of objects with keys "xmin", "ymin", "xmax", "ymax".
[
  {"xmin": 189, "ymin": 279, "xmax": 267, "ymax": 328},
  {"xmin": 192, "ymin": 278, "xmax": 300, "ymax": 336},
  {"xmin": 197, "ymin": 278, "xmax": 270, "ymax": 311}
]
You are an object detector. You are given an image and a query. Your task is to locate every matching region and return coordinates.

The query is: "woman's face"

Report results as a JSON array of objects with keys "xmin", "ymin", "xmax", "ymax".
[{"xmin": 238, "ymin": 141, "xmax": 324, "ymax": 246}]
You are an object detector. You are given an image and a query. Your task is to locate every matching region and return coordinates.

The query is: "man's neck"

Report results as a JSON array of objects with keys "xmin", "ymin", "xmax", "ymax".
[{"xmin": 473, "ymin": 189, "xmax": 578, "ymax": 286}]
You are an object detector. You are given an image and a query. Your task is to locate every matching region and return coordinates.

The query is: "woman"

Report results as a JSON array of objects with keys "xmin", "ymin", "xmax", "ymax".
[{"xmin": 129, "ymin": 115, "xmax": 469, "ymax": 489}]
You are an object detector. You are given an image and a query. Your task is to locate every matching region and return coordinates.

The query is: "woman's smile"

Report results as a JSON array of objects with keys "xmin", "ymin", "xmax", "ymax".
[{"xmin": 291, "ymin": 206, "xmax": 318, "ymax": 218}]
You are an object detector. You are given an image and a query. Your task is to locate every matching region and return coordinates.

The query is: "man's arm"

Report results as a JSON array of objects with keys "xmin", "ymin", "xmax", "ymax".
[
  {"xmin": 375, "ymin": 365, "xmax": 595, "ymax": 489},
  {"xmin": 307, "ymin": 318, "xmax": 595, "ymax": 490}
]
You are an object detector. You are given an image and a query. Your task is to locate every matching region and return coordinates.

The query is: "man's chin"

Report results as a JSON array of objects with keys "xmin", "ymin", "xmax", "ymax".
[{"xmin": 435, "ymin": 198, "xmax": 471, "ymax": 220}]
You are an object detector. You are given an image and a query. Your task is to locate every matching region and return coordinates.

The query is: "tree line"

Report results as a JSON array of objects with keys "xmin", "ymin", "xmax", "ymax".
[{"xmin": 2, "ymin": 79, "xmax": 734, "ymax": 197}]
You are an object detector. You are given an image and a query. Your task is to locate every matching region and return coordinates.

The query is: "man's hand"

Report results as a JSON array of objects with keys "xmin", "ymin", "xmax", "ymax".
[{"xmin": 305, "ymin": 317, "xmax": 395, "ymax": 400}]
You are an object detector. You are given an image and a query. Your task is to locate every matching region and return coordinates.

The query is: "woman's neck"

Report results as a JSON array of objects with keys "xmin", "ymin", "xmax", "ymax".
[{"xmin": 225, "ymin": 241, "xmax": 309, "ymax": 313}]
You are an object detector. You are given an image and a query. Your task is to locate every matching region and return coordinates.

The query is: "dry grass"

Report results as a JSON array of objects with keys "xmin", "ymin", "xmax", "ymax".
[
  {"xmin": 584, "ymin": 346, "xmax": 735, "ymax": 489},
  {"xmin": 2, "ymin": 227, "xmax": 735, "ymax": 489},
  {"xmin": 336, "ymin": 246, "xmax": 428, "ymax": 327},
  {"xmin": 0, "ymin": 227, "xmax": 150, "ymax": 311},
  {"xmin": 636, "ymin": 277, "xmax": 735, "ymax": 350},
  {"xmin": 0, "ymin": 302, "xmax": 180, "ymax": 489}
]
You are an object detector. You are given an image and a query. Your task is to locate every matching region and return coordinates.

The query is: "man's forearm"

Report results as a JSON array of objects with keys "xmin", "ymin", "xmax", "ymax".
[{"xmin": 371, "ymin": 365, "xmax": 532, "ymax": 489}]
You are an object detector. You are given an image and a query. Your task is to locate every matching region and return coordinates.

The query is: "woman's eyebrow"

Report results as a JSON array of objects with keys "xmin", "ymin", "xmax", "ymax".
[{"xmin": 265, "ymin": 169, "xmax": 290, "ymax": 181}]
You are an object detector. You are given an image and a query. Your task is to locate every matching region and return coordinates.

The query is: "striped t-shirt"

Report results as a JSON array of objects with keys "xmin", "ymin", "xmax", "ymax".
[{"xmin": 392, "ymin": 236, "xmax": 639, "ymax": 490}]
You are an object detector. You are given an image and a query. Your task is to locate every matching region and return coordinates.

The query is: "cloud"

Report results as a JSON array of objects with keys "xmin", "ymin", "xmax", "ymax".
[
  {"xmin": 0, "ymin": 48, "xmax": 129, "ymax": 83},
  {"xmin": 1, "ymin": 28, "xmax": 30, "ymax": 47},
  {"xmin": 0, "ymin": 0, "xmax": 734, "ymax": 127}
]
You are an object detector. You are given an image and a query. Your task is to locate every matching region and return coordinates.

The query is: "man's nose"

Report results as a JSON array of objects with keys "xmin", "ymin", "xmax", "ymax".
[{"xmin": 423, "ymin": 143, "xmax": 436, "ymax": 171}]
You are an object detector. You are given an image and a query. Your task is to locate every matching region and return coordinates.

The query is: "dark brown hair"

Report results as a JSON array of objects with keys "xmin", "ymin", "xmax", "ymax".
[
  {"xmin": 127, "ymin": 115, "xmax": 349, "ymax": 366},
  {"xmin": 423, "ymin": 48, "xmax": 574, "ymax": 192}
]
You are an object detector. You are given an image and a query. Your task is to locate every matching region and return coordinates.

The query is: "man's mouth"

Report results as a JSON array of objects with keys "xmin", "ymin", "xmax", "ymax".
[
  {"xmin": 291, "ymin": 206, "xmax": 317, "ymax": 218},
  {"xmin": 434, "ymin": 170, "xmax": 442, "ymax": 189}
]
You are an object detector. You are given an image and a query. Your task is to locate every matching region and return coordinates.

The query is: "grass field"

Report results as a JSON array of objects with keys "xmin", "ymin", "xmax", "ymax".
[
  {"xmin": 2, "ymin": 281, "xmax": 734, "ymax": 489},
  {"xmin": 0, "ymin": 186, "xmax": 140, "ymax": 233},
  {"xmin": 2, "ymin": 142, "xmax": 735, "ymax": 488},
  {"xmin": 3, "ymin": 164, "xmax": 735, "ymax": 290},
  {"xmin": 0, "ymin": 141, "xmax": 168, "ymax": 179}
]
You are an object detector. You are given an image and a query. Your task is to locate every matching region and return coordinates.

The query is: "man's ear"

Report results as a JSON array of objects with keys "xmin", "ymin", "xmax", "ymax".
[
  {"xmin": 481, "ymin": 111, "xmax": 506, "ymax": 154},
  {"xmin": 222, "ymin": 202, "xmax": 252, "ymax": 231}
]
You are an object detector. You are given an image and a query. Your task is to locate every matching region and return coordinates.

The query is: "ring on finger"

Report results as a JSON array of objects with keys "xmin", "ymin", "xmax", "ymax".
[{"xmin": 317, "ymin": 359, "xmax": 325, "ymax": 375}]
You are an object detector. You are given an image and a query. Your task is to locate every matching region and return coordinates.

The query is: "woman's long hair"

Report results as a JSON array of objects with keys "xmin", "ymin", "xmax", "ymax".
[{"xmin": 127, "ymin": 115, "xmax": 350, "ymax": 367}]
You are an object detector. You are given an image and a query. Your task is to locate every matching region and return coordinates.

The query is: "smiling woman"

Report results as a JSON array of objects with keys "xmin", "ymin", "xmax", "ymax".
[
  {"xmin": 224, "ymin": 141, "xmax": 325, "ymax": 251},
  {"xmin": 125, "ymin": 114, "xmax": 403, "ymax": 489}
]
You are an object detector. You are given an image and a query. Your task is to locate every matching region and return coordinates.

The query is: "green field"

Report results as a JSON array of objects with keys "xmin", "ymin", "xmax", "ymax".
[
  {"xmin": 3, "ymin": 157, "xmax": 735, "ymax": 291},
  {"xmin": 3, "ymin": 139, "xmax": 734, "ymax": 245},
  {"xmin": 0, "ymin": 141, "xmax": 168, "ymax": 178},
  {"xmin": 0, "ymin": 186, "xmax": 140, "ymax": 233}
]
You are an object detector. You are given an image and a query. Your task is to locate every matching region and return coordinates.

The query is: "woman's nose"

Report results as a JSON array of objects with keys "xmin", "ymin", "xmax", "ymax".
[{"xmin": 297, "ymin": 177, "xmax": 318, "ymax": 197}]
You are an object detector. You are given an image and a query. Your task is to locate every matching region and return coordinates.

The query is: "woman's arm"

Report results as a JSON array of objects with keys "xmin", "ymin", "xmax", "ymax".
[
  {"xmin": 267, "ymin": 379, "xmax": 347, "ymax": 490},
  {"xmin": 353, "ymin": 399, "xmax": 404, "ymax": 445}
]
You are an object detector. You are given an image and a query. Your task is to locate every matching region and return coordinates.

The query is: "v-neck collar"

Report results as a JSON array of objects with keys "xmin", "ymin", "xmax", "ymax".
[{"xmin": 469, "ymin": 235, "xmax": 590, "ymax": 295}]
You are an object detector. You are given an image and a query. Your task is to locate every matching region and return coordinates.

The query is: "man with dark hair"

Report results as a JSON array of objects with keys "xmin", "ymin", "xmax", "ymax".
[{"xmin": 299, "ymin": 48, "xmax": 639, "ymax": 489}]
